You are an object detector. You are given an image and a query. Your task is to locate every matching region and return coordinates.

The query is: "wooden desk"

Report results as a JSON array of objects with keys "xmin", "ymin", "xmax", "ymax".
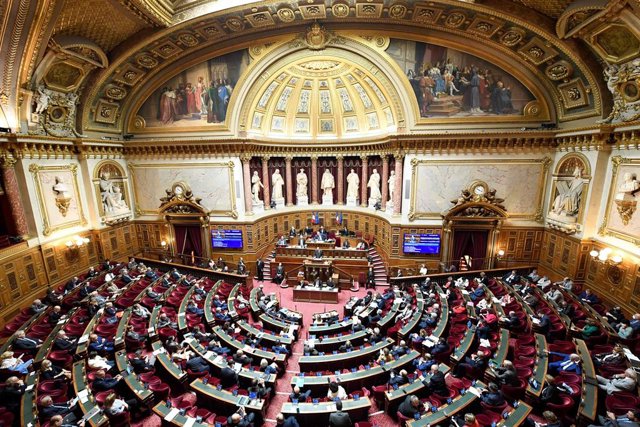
[
  {"xmin": 152, "ymin": 401, "xmax": 210, "ymax": 427},
  {"xmin": 34, "ymin": 307, "xmax": 78, "ymax": 366},
  {"xmin": 305, "ymin": 240, "xmax": 336, "ymax": 249},
  {"xmin": 298, "ymin": 338, "xmax": 394, "ymax": 372},
  {"xmin": 115, "ymin": 350, "xmax": 154, "ymax": 404},
  {"xmin": 451, "ymin": 326, "xmax": 476, "ymax": 363},
  {"xmin": 399, "ymin": 290, "xmax": 425, "ymax": 340},
  {"xmin": 384, "ymin": 364, "xmax": 450, "ymax": 414},
  {"xmin": 237, "ymin": 319, "xmax": 294, "ymax": 347},
  {"xmin": 212, "ymin": 326, "xmax": 287, "ymax": 367},
  {"xmin": 151, "ymin": 340, "xmax": 188, "ymax": 384},
  {"xmin": 203, "ymin": 280, "xmax": 223, "ymax": 327},
  {"xmin": 134, "ymin": 255, "xmax": 250, "ymax": 286},
  {"xmin": 290, "ymin": 350, "xmax": 420, "ymax": 395},
  {"xmin": 407, "ymin": 381, "xmax": 487, "ymax": 427},
  {"xmin": 177, "ymin": 287, "xmax": 196, "ymax": 333},
  {"xmin": 486, "ymin": 329, "xmax": 510, "ymax": 383},
  {"xmin": 281, "ymin": 397, "xmax": 371, "ymax": 425},
  {"xmin": 20, "ymin": 371, "xmax": 37, "ymax": 427},
  {"xmin": 293, "ymin": 286, "xmax": 339, "ymax": 303},
  {"xmin": 309, "ymin": 319, "xmax": 353, "ymax": 335},
  {"xmin": 76, "ymin": 312, "xmax": 101, "ymax": 357},
  {"xmin": 114, "ymin": 308, "xmax": 131, "ymax": 350},
  {"xmin": 526, "ymin": 333, "xmax": 548, "ymax": 398},
  {"xmin": 575, "ymin": 338, "xmax": 598, "ymax": 422},
  {"xmin": 72, "ymin": 361, "xmax": 109, "ymax": 427},
  {"xmin": 310, "ymin": 330, "xmax": 368, "ymax": 352},
  {"xmin": 191, "ymin": 378, "xmax": 266, "ymax": 416}
]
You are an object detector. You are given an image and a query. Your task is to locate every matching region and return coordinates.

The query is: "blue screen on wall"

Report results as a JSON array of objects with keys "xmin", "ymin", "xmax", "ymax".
[
  {"xmin": 211, "ymin": 229, "xmax": 243, "ymax": 249},
  {"xmin": 403, "ymin": 234, "xmax": 440, "ymax": 254}
]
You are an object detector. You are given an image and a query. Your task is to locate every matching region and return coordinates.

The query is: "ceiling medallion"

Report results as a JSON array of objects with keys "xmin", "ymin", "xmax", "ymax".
[
  {"xmin": 277, "ymin": 8, "xmax": 296, "ymax": 22},
  {"xmin": 298, "ymin": 61, "xmax": 341, "ymax": 70},
  {"xmin": 136, "ymin": 54, "xmax": 158, "ymax": 69},
  {"xmin": 304, "ymin": 22, "xmax": 331, "ymax": 50},
  {"xmin": 177, "ymin": 33, "xmax": 199, "ymax": 47},
  {"xmin": 445, "ymin": 12, "xmax": 466, "ymax": 28},
  {"xmin": 545, "ymin": 61, "xmax": 573, "ymax": 81},
  {"xmin": 332, "ymin": 3, "xmax": 349, "ymax": 18},
  {"xmin": 388, "ymin": 4, "xmax": 407, "ymax": 19},
  {"xmin": 105, "ymin": 84, "xmax": 127, "ymax": 100},
  {"xmin": 500, "ymin": 29, "xmax": 524, "ymax": 47},
  {"xmin": 226, "ymin": 17, "xmax": 245, "ymax": 32}
]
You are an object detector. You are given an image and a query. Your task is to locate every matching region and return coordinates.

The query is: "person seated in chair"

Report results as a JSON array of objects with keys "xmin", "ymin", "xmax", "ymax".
[
  {"xmin": 53, "ymin": 331, "xmax": 76, "ymax": 353},
  {"xmin": 313, "ymin": 247, "xmax": 323, "ymax": 259},
  {"xmin": 469, "ymin": 283, "xmax": 485, "ymax": 302},
  {"xmin": 207, "ymin": 338, "xmax": 231, "ymax": 355},
  {"xmin": 502, "ymin": 270, "xmax": 520, "ymax": 285},
  {"xmin": 237, "ymin": 258, "xmax": 247, "ymax": 275},
  {"xmin": 527, "ymin": 269, "xmax": 541, "ymax": 283},
  {"xmin": 500, "ymin": 311, "xmax": 521, "ymax": 329},
  {"xmin": 428, "ymin": 337, "xmax": 450, "ymax": 356},
  {"xmin": 289, "ymin": 385, "xmax": 311, "ymax": 402},
  {"xmin": 64, "ymin": 277, "xmax": 80, "ymax": 293},
  {"xmin": 249, "ymin": 378, "xmax": 271, "ymax": 399},
  {"xmin": 86, "ymin": 266, "xmax": 98, "ymax": 278},
  {"xmin": 214, "ymin": 307, "xmax": 231, "ymax": 322},
  {"xmin": 452, "ymin": 350, "xmax": 487, "ymax": 378},
  {"xmin": 425, "ymin": 364, "xmax": 448, "ymax": 395},
  {"xmin": 219, "ymin": 359, "xmax": 238, "ymax": 388},
  {"xmin": 398, "ymin": 394, "xmax": 422, "ymax": 419},
  {"xmin": 579, "ymin": 288, "xmax": 599, "ymax": 304},
  {"xmin": 91, "ymin": 369, "xmax": 124, "ymax": 392},
  {"xmin": 0, "ymin": 351, "xmax": 33, "ymax": 374},
  {"xmin": 44, "ymin": 288, "xmax": 63, "ymax": 306},
  {"xmin": 327, "ymin": 381, "xmax": 348, "ymax": 400},
  {"xmin": 259, "ymin": 358, "xmax": 278, "ymax": 375},
  {"xmin": 480, "ymin": 382, "xmax": 505, "ymax": 407},
  {"xmin": 555, "ymin": 277, "xmax": 574, "ymax": 292},
  {"xmin": 130, "ymin": 349, "xmax": 154, "ymax": 373},
  {"xmin": 588, "ymin": 410, "xmax": 640, "ymax": 427},
  {"xmin": 13, "ymin": 330, "xmax": 42, "ymax": 353},
  {"xmin": 89, "ymin": 334, "xmax": 114, "ymax": 353},
  {"xmin": 389, "ymin": 369, "xmax": 410, "ymax": 387},
  {"xmin": 186, "ymin": 353, "xmax": 211, "ymax": 375},
  {"xmin": 132, "ymin": 303, "xmax": 150, "ymax": 319},
  {"xmin": 125, "ymin": 325, "xmax": 147, "ymax": 343},
  {"xmin": 572, "ymin": 318, "xmax": 600, "ymax": 339},
  {"xmin": 272, "ymin": 341, "xmax": 289, "ymax": 354},
  {"xmin": 233, "ymin": 350, "xmax": 253, "ymax": 366},
  {"xmin": 546, "ymin": 351, "xmax": 582, "ymax": 375},
  {"xmin": 186, "ymin": 300, "xmax": 204, "ymax": 316},
  {"xmin": 146, "ymin": 288, "xmax": 162, "ymax": 302},
  {"xmin": 596, "ymin": 368, "xmax": 638, "ymax": 395},
  {"xmin": 39, "ymin": 395, "xmax": 78, "ymax": 423},
  {"xmin": 492, "ymin": 360, "xmax": 519, "ymax": 386},
  {"xmin": 30, "ymin": 298, "xmax": 47, "ymax": 314}
]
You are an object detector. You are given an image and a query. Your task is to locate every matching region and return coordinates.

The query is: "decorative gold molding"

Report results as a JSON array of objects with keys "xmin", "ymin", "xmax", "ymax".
[{"xmin": 28, "ymin": 162, "xmax": 87, "ymax": 236}]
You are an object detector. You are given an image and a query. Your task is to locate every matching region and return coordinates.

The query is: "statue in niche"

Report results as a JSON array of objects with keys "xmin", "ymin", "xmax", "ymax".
[
  {"xmin": 321, "ymin": 169, "xmax": 335, "ymax": 198},
  {"xmin": 346, "ymin": 169, "xmax": 359, "ymax": 200},
  {"xmin": 52, "ymin": 176, "xmax": 72, "ymax": 217},
  {"xmin": 271, "ymin": 169, "xmax": 285, "ymax": 200},
  {"xmin": 614, "ymin": 172, "xmax": 640, "ymax": 226},
  {"xmin": 367, "ymin": 169, "xmax": 382, "ymax": 202},
  {"xmin": 34, "ymin": 85, "xmax": 52, "ymax": 114},
  {"xmin": 251, "ymin": 171, "xmax": 263, "ymax": 203},
  {"xmin": 551, "ymin": 167, "xmax": 584, "ymax": 218},
  {"xmin": 388, "ymin": 170, "xmax": 396, "ymax": 202},
  {"xmin": 99, "ymin": 169, "xmax": 128, "ymax": 214},
  {"xmin": 296, "ymin": 169, "xmax": 308, "ymax": 197}
]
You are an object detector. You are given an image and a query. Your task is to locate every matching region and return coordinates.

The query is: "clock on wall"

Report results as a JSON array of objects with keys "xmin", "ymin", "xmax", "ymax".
[{"xmin": 468, "ymin": 180, "xmax": 489, "ymax": 198}]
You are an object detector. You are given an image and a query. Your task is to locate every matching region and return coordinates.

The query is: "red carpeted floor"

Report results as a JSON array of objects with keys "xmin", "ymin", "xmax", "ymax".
[{"xmin": 133, "ymin": 278, "xmax": 398, "ymax": 427}]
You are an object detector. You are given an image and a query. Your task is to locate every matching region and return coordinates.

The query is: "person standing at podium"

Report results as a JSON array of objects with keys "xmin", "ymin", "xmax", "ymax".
[
  {"xmin": 317, "ymin": 226, "xmax": 327, "ymax": 241},
  {"xmin": 313, "ymin": 246, "xmax": 323, "ymax": 259}
]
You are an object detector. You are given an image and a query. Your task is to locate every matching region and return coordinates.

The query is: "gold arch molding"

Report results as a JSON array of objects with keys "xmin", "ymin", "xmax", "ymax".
[{"xmin": 77, "ymin": 0, "xmax": 606, "ymax": 134}]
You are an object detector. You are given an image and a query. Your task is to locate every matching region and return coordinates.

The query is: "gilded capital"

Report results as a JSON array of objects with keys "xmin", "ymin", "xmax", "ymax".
[
  {"xmin": 240, "ymin": 154, "xmax": 252, "ymax": 163},
  {"xmin": 360, "ymin": 155, "xmax": 368, "ymax": 162},
  {"xmin": 0, "ymin": 156, "xmax": 17, "ymax": 168}
]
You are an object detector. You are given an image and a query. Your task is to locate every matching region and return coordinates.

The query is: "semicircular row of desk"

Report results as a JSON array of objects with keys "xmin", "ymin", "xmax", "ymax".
[{"xmin": 11, "ymin": 263, "xmax": 606, "ymax": 427}]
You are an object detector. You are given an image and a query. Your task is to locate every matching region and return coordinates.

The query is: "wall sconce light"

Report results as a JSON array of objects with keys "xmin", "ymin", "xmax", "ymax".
[
  {"xmin": 589, "ymin": 247, "xmax": 623, "ymax": 265},
  {"xmin": 496, "ymin": 249, "xmax": 505, "ymax": 260},
  {"xmin": 65, "ymin": 235, "xmax": 90, "ymax": 249},
  {"xmin": 161, "ymin": 240, "xmax": 167, "ymax": 249}
]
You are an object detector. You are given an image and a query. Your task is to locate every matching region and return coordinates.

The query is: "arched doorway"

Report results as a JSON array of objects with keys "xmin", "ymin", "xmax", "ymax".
[
  {"xmin": 441, "ymin": 182, "xmax": 508, "ymax": 271},
  {"xmin": 158, "ymin": 182, "xmax": 210, "ymax": 266}
]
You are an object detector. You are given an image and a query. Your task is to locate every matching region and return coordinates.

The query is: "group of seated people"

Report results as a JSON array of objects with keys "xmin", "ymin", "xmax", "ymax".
[{"xmin": 205, "ymin": 256, "xmax": 248, "ymax": 275}]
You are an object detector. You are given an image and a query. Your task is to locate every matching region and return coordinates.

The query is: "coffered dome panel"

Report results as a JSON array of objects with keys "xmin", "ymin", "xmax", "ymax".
[{"xmin": 246, "ymin": 57, "xmax": 395, "ymax": 139}]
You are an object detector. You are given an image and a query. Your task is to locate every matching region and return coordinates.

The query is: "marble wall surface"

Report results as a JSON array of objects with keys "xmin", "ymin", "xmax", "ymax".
[
  {"xmin": 602, "ymin": 161, "xmax": 640, "ymax": 244},
  {"xmin": 129, "ymin": 162, "xmax": 236, "ymax": 216},
  {"xmin": 411, "ymin": 158, "xmax": 549, "ymax": 219}
]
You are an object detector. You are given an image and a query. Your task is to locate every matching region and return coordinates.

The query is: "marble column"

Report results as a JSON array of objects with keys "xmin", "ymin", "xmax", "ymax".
[
  {"xmin": 360, "ymin": 155, "xmax": 369, "ymax": 207},
  {"xmin": 393, "ymin": 154, "xmax": 404, "ymax": 215},
  {"xmin": 336, "ymin": 155, "xmax": 344, "ymax": 205},
  {"xmin": 381, "ymin": 155, "xmax": 389, "ymax": 210},
  {"xmin": 261, "ymin": 156, "xmax": 270, "ymax": 209},
  {"xmin": 0, "ymin": 157, "xmax": 29, "ymax": 237},
  {"xmin": 241, "ymin": 156, "xmax": 253, "ymax": 216},
  {"xmin": 311, "ymin": 155, "xmax": 318, "ymax": 204},
  {"xmin": 285, "ymin": 156, "xmax": 293, "ymax": 206}
]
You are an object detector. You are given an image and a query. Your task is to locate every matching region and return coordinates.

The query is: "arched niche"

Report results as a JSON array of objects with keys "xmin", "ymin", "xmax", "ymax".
[
  {"xmin": 547, "ymin": 153, "xmax": 591, "ymax": 234},
  {"xmin": 93, "ymin": 161, "xmax": 132, "ymax": 225}
]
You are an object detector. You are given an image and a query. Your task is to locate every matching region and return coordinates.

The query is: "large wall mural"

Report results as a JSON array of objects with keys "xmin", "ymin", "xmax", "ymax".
[
  {"xmin": 135, "ymin": 50, "xmax": 249, "ymax": 129},
  {"xmin": 387, "ymin": 39, "xmax": 536, "ymax": 119}
]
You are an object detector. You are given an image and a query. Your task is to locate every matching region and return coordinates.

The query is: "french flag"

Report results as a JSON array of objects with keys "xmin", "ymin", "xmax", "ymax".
[
  {"xmin": 335, "ymin": 212, "xmax": 343, "ymax": 225},
  {"xmin": 311, "ymin": 212, "xmax": 319, "ymax": 224}
]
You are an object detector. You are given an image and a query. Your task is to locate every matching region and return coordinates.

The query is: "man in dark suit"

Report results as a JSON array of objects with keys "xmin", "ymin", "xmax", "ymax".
[
  {"xmin": 53, "ymin": 331, "xmax": 76, "ymax": 353},
  {"xmin": 130, "ymin": 350, "xmax": 154, "ymax": 373},
  {"xmin": 429, "ymin": 338, "xmax": 450, "ymax": 356},
  {"xmin": 313, "ymin": 247, "xmax": 323, "ymax": 259},
  {"xmin": 237, "ymin": 258, "xmax": 247, "ymax": 275},
  {"xmin": 30, "ymin": 299, "xmax": 47, "ymax": 314},
  {"xmin": 79, "ymin": 283, "xmax": 95, "ymax": 298},
  {"xmin": 13, "ymin": 330, "xmax": 42, "ymax": 353},
  {"xmin": 220, "ymin": 361, "xmax": 238, "ymax": 388},
  {"xmin": 426, "ymin": 365, "xmax": 448, "ymax": 395},
  {"xmin": 256, "ymin": 259, "xmax": 264, "ymax": 282},
  {"xmin": 233, "ymin": 350, "xmax": 252, "ymax": 366},
  {"xmin": 273, "ymin": 263, "xmax": 285, "ymax": 285},
  {"xmin": 317, "ymin": 226, "xmax": 327, "ymax": 241},
  {"xmin": 86, "ymin": 267, "xmax": 98, "ymax": 278},
  {"xmin": 480, "ymin": 382, "xmax": 505, "ymax": 407},
  {"xmin": 39, "ymin": 396, "xmax": 78, "ymax": 423},
  {"xmin": 329, "ymin": 400, "xmax": 352, "ymax": 427},
  {"xmin": 366, "ymin": 267, "xmax": 376, "ymax": 289},
  {"xmin": 91, "ymin": 369, "xmax": 123, "ymax": 392},
  {"xmin": 452, "ymin": 351, "xmax": 487, "ymax": 378},
  {"xmin": 398, "ymin": 395, "xmax": 421, "ymax": 419},
  {"xmin": 591, "ymin": 410, "xmax": 640, "ymax": 427},
  {"xmin": 275, "ymin": 413, "xmax": 300, "ymax": 427},
  {"xmin": 535, "ymin": 311, "xmax": 552, "ymax": 337},
  {"xmin": 1, "ymin": 376, "xmax": 26, "ymax": 413},
  {"xmin": 502, "ymin": 270, "xmax": 520, "ymax": 285},
  {"xmin": 289, "ymin": 227, "xmax": 297, "ymax": 237},
  {"xmin": 477, "ymin": 271, "xmax": 489, "ymax": 286},
  {"xmin": 227, "ymin": 407, "xmax": 255, "ymax": 427},
  {"xmin": 289, "ymin": 385, "xmax": 311, "ymax": 402},
  {"xmin": 88, "ymin": 334, "xmax": 114, "ymax": 353},
  {"xmin": 64, "ymin": 277, "xmax": 80, "ymax": 293},
  {"xmin": 186, "ymin": 355, "xmax": 211, "ymax": 374}
]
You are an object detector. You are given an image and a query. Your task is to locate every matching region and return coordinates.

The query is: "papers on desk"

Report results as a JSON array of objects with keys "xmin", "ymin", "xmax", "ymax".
[
  {"xmin": 77, "ymin": 389, "xmax": 89, "ymax": 403},
  {"xmin": 77, "ymin": 334, "xmax": 89, "ymax": 344},
  {"xmin": 243, "ymin": 345, "xmax": 253, "ymax": 353},
  {"xmin": 466, "ymin": 301, "xmax": 474, "ymax": 307},
  {"xmin": 461, "ymin": 290, "xmax": 469, "ymax": 295},
  {"xmin": 147, "ymin": 327, "xmax": 154, "ymax": 335},
  {"xmin": 153, "ymin": 347, "xmax": 166, "ymax": 356},
  {"xmin": 164, "ymin": 408, "xmax": 180, "ymax": 422},
  {"xmin": 25, "ymin": 384, "xmax": 34, "ymax": 392},
  {"xmin": 624, "ymin": 348, "xmax": 640, "ymax": 363},
  {"xmin": 479, "ymin": 339, "xmax": 491, "ymax": 348},
  {"xmin": 492, "ymin": 297, "xmax": 500, "ymax": 303},
  {"xmin": 81, "ymin": 406, "xmax": 100, "ymax": 422},
  {"xmin": 233, "ymin": 362, "xmax": 243, "ymax": 373},
  {"xmin": 183, "ymin": 417, "xmax": 196, "ymax": 427},
  {"xmin": 531, "ymin": 317, "xmax": 540, "ymax": 325},
  {"xmin": 295, "ymin": 376, "xmax": 305, "ymax": 388},
  {"xmin": 468, "ymin": 386, "xmax": 482, "ymax": 397}
]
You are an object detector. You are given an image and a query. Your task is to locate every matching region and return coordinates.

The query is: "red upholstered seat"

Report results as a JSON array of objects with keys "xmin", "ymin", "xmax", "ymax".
[
  {"xmin": 106, "ymin": 410, "xmax": 131, "ymax": 427},
  {"xmin": 397, "ymin": 411, "xmax": 412, "ymax": 423},
  {"xmin": 501, "ymin": 379, "xmax": 527, "ymax": 400},
  {"xmin": 148, "ymin": 383, "xmax": 170, "ymax": 402},
  {"xmin": 605, "ymin": 392, "xmax": 640, "ymax": 414},
  {"xmin": 547, "ymin": 395, "xmax": 574, "ymax": 417}
]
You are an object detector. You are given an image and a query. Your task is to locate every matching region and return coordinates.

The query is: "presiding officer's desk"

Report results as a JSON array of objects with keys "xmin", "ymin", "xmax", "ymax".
[
  {"xmin": 281, "ymin": 397, "xmax": 371, "ymax": 425},
  {"xmin": 293, "ymin": 285, "xmax": 339, "ymax": 303},
  {"xmin": 298, "ymin": 338, "xmax": 394, "ymax": 372},
  {"xmin": 290, "ymin": 350, "xmax": 420, "ymax": 395}
]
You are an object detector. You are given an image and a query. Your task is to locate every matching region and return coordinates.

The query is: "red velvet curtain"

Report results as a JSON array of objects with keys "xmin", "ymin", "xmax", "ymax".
[
  {"xmin": 174, "ymin": 225, "xmax": 203, "ymax": 262},
  {"xmin": 452, "ymin": 229, "xmax": 488, "ymax": 270}
]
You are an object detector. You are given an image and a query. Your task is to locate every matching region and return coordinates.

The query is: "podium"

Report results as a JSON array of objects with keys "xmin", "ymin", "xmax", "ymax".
[{"xmin": 304, "ymin": 259, "xmax": 332, "ymax": 282}]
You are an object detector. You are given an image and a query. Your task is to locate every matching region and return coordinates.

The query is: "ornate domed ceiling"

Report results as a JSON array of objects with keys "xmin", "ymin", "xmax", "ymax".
[{"xmin": 245, "ymin": 58, "xmax": 396, "ymax": 139}]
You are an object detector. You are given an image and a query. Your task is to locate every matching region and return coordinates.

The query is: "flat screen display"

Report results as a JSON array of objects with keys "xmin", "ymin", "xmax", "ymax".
[
  {"xmin": 403, "ymin": 234, "xmax": 440, "ymax": 254},
  {"xmin": 211, "ymin": 229, "xmax": 243, "ymax": 249}
]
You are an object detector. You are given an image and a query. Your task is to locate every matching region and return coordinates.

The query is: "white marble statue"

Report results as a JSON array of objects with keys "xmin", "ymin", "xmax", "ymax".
[
  {"xmin": 551, "ymin": 167, "xmax": 583, "ymax": 217},
  {"xmin": 100, "ymin": 170, "xmax": 128, "ymax": 213},
  {"xmin": 346, "ymin": 169, "xmax": 359, "ymax": 200},
  {"xmin": 271, "ymin": 169, "xmax": 284, "ymax": 200},
  {"xmin": 296, "ymin": 169, "xmax": 308, "ymax": 197},
  {"xmin": 251, "ymin": 171, "xmax": 263, "ymax": 203},
  {"xmin": 52, "ymin": 176, "xmax": 71, "ymax": 199},
  {"xmin": 367, "ymin": 169, "xmax": 382, "ymax": 202},
  {"xmin": 388, "ymin": 170, "xmax": 396, "ymax": 203},
  {"xmin": 321, "ymin": 169, "xmax": 335, "ymax": 198},
  {"xmin": 615, "ymin": 172, "xmax": 640, "ymax": 200},
  {"xmin": 34, "ymin": 85, "xmax": 52, "ymax": 114}
]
